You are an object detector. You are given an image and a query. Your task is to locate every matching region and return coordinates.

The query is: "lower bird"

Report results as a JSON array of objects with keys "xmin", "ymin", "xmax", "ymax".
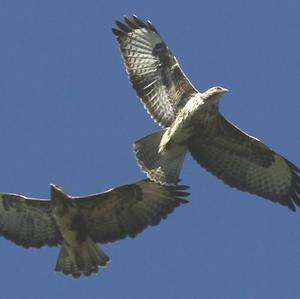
[
  {"xmin": 0, "ymin": 180, "xmax": 189, "ymax": 278},
  {"xmin": 113, "ymin": 15, "xmax": 300, "ymax": 211}
]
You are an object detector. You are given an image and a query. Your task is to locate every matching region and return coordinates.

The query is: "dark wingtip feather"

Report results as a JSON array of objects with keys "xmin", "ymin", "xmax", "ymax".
[
  {"xmin": 124, "ymin": 15, "xmax": 140, "ymax": 30},
  {"xmin": 132, "ymin": 15, "xmax": 147, "ymax": 28},
  {"xmin": 173, "ymin": 184, "xmax": 190, "ymax": 204},
  {"xmin": 119, "ymin": 15, "xmax": 159, "ymax": 34},
  {"xmin": 147, "ymin": 20, "xmax": 159, "ymax": 34},
  {"xmin": 290, "ymin": 161, "xmax": 300, "ymax": 210},
  {"xmin": 174, "ymin": 191, "xmax": 190, "ymax": 197},
  {"xmin": 295, "ymin": 183, "xmax": 300, "ymax": 195},
  {"xmin": 177, "ymin": 198, "xmax": 189, "ymax": 204},
  {"xmin": 112, "ymin": 28, "xmax": 124, "ymax": 37},
  {"xmin": 166, "ymin": 184, "xmax": 190, "ymax": 195},
  {"xmin": 290, "ymin": 191, "xmax": 300, "ymax": 207},
  {"xmin": 175, "ymin": 184, "xmax": 189, "ymax": 190},
  {"xmin": 116, "ymin": 20, "xmax": 131, "ymax": 33},
  {"xmin": 288, "ymin": 203, "xmax": 296, "ymax": 212}
]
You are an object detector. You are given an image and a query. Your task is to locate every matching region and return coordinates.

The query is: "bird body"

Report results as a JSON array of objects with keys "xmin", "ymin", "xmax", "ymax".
[
  {"xmin": 135, "ymin": 88, "xmax": 228, "ymax": 185},
  {"xmin": 50, "ymin": 185, "xmax": 109, "ymax": 278},
  {"xmin": 0, "ymin": 180, "xmax": 189, "ymax": 277},
  {"xmin": 113, "ymin": 15, "xmax": 300, "ymax": 211},
  {"xmin": 159, "ymin": 89, "xmax": 227, "ymax": 152}
]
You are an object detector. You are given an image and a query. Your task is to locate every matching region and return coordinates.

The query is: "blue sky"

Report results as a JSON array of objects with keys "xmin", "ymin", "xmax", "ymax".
[{"xmin": 0, "ymin": 0, "xmax": 299, "ymax": 298}]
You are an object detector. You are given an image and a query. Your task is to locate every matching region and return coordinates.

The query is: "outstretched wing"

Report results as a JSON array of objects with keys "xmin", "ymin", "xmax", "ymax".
[
  {"xmin": 113, "ymin": 15, "xmax": 198, "ymax": 128},
  {"xmin": 75, "ymin": 180, "xmax": 189, "ymax": 243},
  {"xmin": 188, "ymin": 114, "xmax": 300, "ymax": 211},
  {"xmin": 0, "ymin": 193, "xmax": 62, "ymax": 248}
]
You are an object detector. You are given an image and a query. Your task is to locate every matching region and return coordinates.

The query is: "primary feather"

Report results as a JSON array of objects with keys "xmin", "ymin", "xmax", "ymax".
[
  {"xmin": 113, "ymin": 15, "xmax": 300, "ymax": 211},
  {"xmin": 0, "ymin": 180, "xmax": 189, "ymax": 277}
]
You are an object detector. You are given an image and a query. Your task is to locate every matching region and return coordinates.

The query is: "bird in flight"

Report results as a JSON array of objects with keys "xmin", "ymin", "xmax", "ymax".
[
  {"xmin": 0, "ymin": 180, "xmax": 189, "ymax": 278},
  {"xmin": 113, "ymin": 15, "xmax": 300, "ymax": 211}
]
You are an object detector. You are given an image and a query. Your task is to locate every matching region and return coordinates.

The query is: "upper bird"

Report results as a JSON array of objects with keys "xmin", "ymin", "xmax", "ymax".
[
  {"xmin": 113, "ymin": 15, "xmax": 300, "ymax": 211},
  {"xmin": 0, "ymin": 180, "xmax": 189, "ymax": 278}
]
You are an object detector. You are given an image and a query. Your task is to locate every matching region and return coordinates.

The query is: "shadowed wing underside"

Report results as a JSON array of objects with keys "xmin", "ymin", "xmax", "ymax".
[
  {"xmin": 113, "ymin": 15, "xmax": 198, "ymax": 128},
  {"xmin": 75, "ymin": 180, "xmax": 189, "ymax": 243},
  {"xmin": 0, "ymin": 193, "xmax": 61, "ymax": 247},
  {"xmin": 0, "ymin": 181, "xmax": 189, "ymax": 278},
  {"xmin": 0, "ymin": 181, "xmax": 189, "ymax": 249},
  {"xmin": 188, "ymin": 115, "xmax": 300, "ymax": 210}
]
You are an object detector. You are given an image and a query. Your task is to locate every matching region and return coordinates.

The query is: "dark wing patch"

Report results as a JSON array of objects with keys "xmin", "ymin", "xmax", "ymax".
[
  {"xmin": 75, "ymin": 180, "xmax": 189, "ymax": 243},
  {"xmin": 113, "ymin": 15, "xmax": 198, "ymax": 128},
  {"xmin": 188, "ymin": 114, "xmax": 300, "ymax": 211},
  {"xmin": 0, "ymin": 193, "xmax": 62, "ymax": 247}
]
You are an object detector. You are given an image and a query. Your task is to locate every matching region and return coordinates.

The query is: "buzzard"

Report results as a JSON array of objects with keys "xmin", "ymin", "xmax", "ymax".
[
  {"xmin": 113, "ymin": 15, "xmax": 300, "ymax": 211},
  {"xmin": 0, "ymin": 180, "xmax": 189, "ymax": 278}
]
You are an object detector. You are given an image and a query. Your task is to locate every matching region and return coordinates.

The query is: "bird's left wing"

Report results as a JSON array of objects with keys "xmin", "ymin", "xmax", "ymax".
[
  {"xmin": 75, "ymin": 180, "xmax": 189, "ymax": 243},
  {"xmin": 188, "ymin": 115, "xmax": 300, "ymax": 211},
  {"xmin": 113, "ymin": 15, "xmax": 199, "ymax": 128},
  {"xmin": 0, "ymin": 193, "xmax": 62, "ymax": 247}
]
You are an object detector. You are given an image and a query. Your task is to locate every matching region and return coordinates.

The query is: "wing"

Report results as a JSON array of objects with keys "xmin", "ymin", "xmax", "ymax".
[
  {"xmin": 188, "ymin": 114, "xmax": 300, "ymax": 211},
  {"xmin": 75, "ymin": 180, "xmax": 189, "ymax": 243},
  {"xmin": 0, "ymin": 193, "xmax": 62, "ymax": 248},
  {"xmin": 113, "ymin": 15, "xmax": 199, "ymax": 128}
]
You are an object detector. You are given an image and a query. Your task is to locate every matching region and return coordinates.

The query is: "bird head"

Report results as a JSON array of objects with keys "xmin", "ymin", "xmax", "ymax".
[
  {"xmin": 203, "ymin": 86, "xmax": 228, "ymax": 103},
  {"xmin": 50, "ymin": 184, "xmax": 70, "ymax": 202},
  {"xmin": 50, "ymin": 184, "xmax": 74, "ymax": 214},
  {"xmin": 50, "ymin": 184, "xmax": 65, "ymax": 194},
  {"xmin": 208, "ymin": 86, "xmax": 228, "ymax": 95}
]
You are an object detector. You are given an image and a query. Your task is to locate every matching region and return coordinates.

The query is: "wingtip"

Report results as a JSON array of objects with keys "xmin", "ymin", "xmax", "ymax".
[
  {"xmin": 176, "ymin": 184, "xmax": 190, "ymax": 190},
  {"xmin": 115, "ymin": 20, "xmax": 131, "ymax": 33},
  {"xmin": 174, "ymin": 191, "xmax": 190, "ymax": 197},
  {"xmin": 289, "ymin": 205, "xmax": 296, "ymax": 212},
  {"xmin": 146, "ymin": 20, "xmax": 159, "ymax": 34},
  {"xmin": 132, "ymin": 15, "xmax": 147, "ymax": 28},
  {"xmin": 112, "ymin": 27, "xmax": 122, "ymax": 36},
  {"xmin": 177, "ymin": 198, "xmax": 189, "ymax": 204}
]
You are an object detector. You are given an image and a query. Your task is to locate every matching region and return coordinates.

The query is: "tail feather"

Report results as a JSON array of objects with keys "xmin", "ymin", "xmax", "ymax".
[
  {"xmin": 134, "ymin": 130, "xmax": 187, "ymax": 185},
  {"xmin": 55, "ymin": 243, "xmax": 80, "ymax": 278},
  {"xmin": 55, "ymin": 239, "xmax": 110, "ymax": 278}
]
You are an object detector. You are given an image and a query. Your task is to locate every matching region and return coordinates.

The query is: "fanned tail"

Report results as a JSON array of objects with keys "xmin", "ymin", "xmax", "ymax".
[
  {"xmin": 55, "ymin": 239, "xmax": 110, "ymax": 278},
  {"xmin": 134, "ymin": 130, "xmax": 187, "ymax": 185}
]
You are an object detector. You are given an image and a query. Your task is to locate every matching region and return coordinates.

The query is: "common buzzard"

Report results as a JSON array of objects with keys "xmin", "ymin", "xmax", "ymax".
[
  {"xmin": 113, "ymin": 15, "xmax": 300, "ymax": 211},
  {"xmin": 0, "ymin": 180, "xmax": 189, "ymax": 278}
]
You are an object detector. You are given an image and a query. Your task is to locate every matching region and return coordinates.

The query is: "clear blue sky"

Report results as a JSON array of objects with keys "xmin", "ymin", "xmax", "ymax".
[{"xmin": 0, "ymin": 1, "xmax": 299, "ymax": 298}]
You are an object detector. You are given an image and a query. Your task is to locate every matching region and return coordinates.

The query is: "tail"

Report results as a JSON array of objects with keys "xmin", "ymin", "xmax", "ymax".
[
  {"xmin": 55, "ymin": 239, "xmax": 110, "ymax": 278},
  {"xmin": 134, "ymin": 130, "xmax": 187, "ymax": 185}
]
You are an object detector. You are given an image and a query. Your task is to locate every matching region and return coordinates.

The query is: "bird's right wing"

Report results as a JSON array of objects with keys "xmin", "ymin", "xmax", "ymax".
[
  {"xmin": 188, "ymin": 114, "xmax": 300, "ymax": 211},
  {"xmin": 0, "ymin": 193, "xmax": 62, "ymax": 248},
  {"xmin": 75, "ymin": 180, "xmax": 189, "ymax": 243},
  {"xmin": 113, "ymin": 15, "xmax": 199, "ymax": 128}
]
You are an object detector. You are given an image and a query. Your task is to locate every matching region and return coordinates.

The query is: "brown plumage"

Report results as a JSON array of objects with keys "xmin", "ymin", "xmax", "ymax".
[
  {"xmin": 0, "ymin": 180, "xmax": 189, "ymax": 277},
  {"xmin": 113, "ymin": 15, "xmax": 300, "ymax": 211}
]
